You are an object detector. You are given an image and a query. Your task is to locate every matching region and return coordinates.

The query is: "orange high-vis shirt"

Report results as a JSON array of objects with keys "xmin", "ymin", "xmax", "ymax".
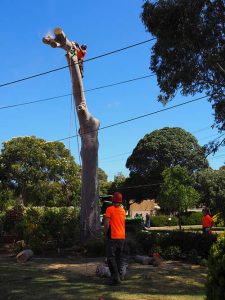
[
  {"xmin": 202, "ymin": 214, "xmax": 213, "ymax": 227},
  {"xmin": 105, "ymin": 205, "xmax": 126, "ymax": 239},
  {"xmin": 77, "ymin": 49, "xmax": 86, "ymax": 61}
]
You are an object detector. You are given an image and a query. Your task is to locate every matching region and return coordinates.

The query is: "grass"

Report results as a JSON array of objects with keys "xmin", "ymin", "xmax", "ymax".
[
  {"xmin": 148, "ymin": 225, "xmax": 224, "ymax": 234},
  {"xmin": 0, "ymin": 256, "xmax": 207, "ymax": 300}
]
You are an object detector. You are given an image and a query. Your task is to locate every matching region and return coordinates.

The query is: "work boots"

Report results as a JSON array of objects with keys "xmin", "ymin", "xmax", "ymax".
[{"xmin": 107, "ymin": 257, "xmax": 121, "ymax": 285}]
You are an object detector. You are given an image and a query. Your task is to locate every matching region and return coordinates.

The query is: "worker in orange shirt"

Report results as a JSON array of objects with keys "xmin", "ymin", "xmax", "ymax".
[
  {"xmin": 104, "ymin": 192, "xmax": 126, "ymax": 285},
  {"xmin": 75, "ymin": 42, "xmax": 87, "ymax": 78},
  {"xmin": 202, "ymin": 207, "xmax": 214, "ymax": 234}
]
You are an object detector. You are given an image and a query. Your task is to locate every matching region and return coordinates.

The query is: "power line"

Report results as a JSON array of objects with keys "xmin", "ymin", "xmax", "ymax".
[
  {"xmin": 100, "ymin": 152, "xmax": 132, "ymax": 161},
  {"xmin": 57, "ymin": 95, "xmax": 209, "ymax": 142},
  {"xmin": 192, "ymin": 125, "xmax": 212, "ymax": 134},
  {"xmin": 0, "ymin": 38, "xmax": 156, "ymax": 88},
  {"xmin": 199, "ymin": 133, "xmax": 224, "ymax": 142},
  {"xmin": 99, "ymin": 125, "xmax": 217, "ymax": 161},
  {"xmin": 84, "ymin": 74, "xmax": 154, "ymax": 93},
  {"xmin": 0, "ymin": 75, "xmax": 154, "ymax": 111},
  {"xmin": 0, "ymin": 93, "xmax": 71, "ymax": 110},
  {"xmin": 208, "ymin": 154, "xmax": 225, "ymax": 160},
  {"xmin": 108, "ymin": 182, "xmax": 163, "ymax": 191}
]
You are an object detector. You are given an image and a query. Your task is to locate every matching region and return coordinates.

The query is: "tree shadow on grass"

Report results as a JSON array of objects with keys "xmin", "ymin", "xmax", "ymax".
[{"xmin": 0, "ymin": 258, "xmax": 206, "ymax": 300}]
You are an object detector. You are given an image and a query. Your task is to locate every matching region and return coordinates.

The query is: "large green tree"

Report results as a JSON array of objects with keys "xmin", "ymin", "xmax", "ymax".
[
  {"xmin": 126, "ymin": 127, "xmax": 208, "ymax": 200},
  {"xmin": 98, "ymin": 168, "xmax": 110, "ymax": 195},
  {"xmin": 141, "ymin": 0, "xmax": 225, "ymax": 136},
  {"xmin": 158, "ymin": 165, "xmax": 200, "ymax": 229},
  {"xmin": 195, "ymin": 167, "xmax": 225, "ymax": 218},
  {"xmin": 0, "ymin": 136, "xmax": 81, "ymax": 206},
  {"xmin": 109, "ymin": 172, "xmax": 127, "ymax": 192}
]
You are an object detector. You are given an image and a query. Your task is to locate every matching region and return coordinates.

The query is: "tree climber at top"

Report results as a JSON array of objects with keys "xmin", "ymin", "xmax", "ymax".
[{"xmin": 74, "ymin": 42, "xmax": 87, "ymax": 78}]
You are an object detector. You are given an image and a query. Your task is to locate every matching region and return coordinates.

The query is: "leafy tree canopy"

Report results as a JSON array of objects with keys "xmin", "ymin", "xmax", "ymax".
[
  {"xmin": 109, "ymin": 172, "xmax": 127, "ymax": 192},
  {"xmin": 141, "ymin": 0, "xmax": 225, "ymax": 134},
  {"xmin": 0, "ymin": 136, "xmax": 81, "ymax": 206},
  {"xmin": 157, "ymin": 165, "xmax": 200, "ymax": 227},
  {"xmin": 126, "ymin": 127, "xmax": 208, "ymax": 199},
  {"xmin": 195, "ymin": 167, "xmax": 225, "ymax": 218},
  {"xmin": 98, "ymin": 167, "xmax": 110, "ymax": 195}
]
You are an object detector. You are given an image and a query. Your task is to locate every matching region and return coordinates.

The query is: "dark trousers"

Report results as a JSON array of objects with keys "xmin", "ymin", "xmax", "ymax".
[
  {"xmin": 106, "ymin": 239, "xmax": 125, "ymax": 280},
  {"xmin": 203, "ymin": 227, "xmax": 212, "ymax": 234},
  {"xmin": 78, "ymin": 60, "xmax": 84, "ymax": 77}
]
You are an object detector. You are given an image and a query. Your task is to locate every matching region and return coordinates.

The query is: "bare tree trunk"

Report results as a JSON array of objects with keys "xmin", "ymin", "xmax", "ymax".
[{"xmin": 42, "ymin": 28, "xmax": 101, "ymax": 242}]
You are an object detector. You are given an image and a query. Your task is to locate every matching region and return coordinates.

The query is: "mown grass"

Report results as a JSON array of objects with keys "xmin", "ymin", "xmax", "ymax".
[{"xmin": 0, "ymin": 257, "xmax": 207, "ymax": 300}]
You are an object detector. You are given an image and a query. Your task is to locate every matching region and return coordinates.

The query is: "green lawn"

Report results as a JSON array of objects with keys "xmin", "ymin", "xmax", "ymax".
[
  {"xmin": 0, "ymin": 257, "xmax": 207, "ymax": 300},
  {"xmin": 148, "ymin": 225, "xmax": 224, "ymax": 233}
]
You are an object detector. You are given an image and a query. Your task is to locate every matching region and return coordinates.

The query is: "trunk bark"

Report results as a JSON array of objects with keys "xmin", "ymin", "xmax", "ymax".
[{"xmin": 42, "ymin": 28, "xmax": 101, "ymax": 242}]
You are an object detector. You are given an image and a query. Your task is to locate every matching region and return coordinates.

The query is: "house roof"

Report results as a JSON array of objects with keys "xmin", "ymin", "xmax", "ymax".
[{"xmin": 129, "ymin": 199, "xmax": 160, "ymax": 211}]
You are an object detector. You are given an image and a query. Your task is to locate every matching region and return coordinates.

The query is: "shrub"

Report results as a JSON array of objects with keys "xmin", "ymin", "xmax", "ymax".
[
  {"xmin": 85, "ymin": 238, "xmax": 105, "ymax": 257},
  {"xmin": 180, "ymin": 212, "xmax": 202, "ymax": 225},
  {"xmin": 150, "ymin": 215, "xmax": 178, "ymax": 226},
  {"xmin": 0, "ymin": 212, "xmax": 6, "ymax": 234},
  {"xmin": 150, "ymin": 212, "xmax": 203, "ymax": 227},
  {"xmin": 206, "ymin": 232, "xmax": 225, "ymax": 300},
  {"xmin": 126, "ymin": 218, "xmax": 144, "ymax": 233},
  {"xmin": 187, "ymin": 248, "xmax": 201, "ymax": 264},
  {"xmin": 163, "ymin": 246, "xmax": 182, "ymax": 259},
  {"xmin": 0, "ymin": 189, "xmax": 16, "ymax": 211},
  {"xmin": 3, "ymin": 206, "xmax": 80, "ymax": 253},
  {"xmin": 136, "ymin": 231, "xmax": 217, "ymax": 259},
  {"xmin": 3, "ymin": 206, "xmax": 24, "ymax": 235}
]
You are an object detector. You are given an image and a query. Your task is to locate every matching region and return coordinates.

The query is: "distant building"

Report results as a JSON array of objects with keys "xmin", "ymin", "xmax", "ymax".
[{"xmin": 129, "ymin": 199, "xmax": 160, "ymax": 218}]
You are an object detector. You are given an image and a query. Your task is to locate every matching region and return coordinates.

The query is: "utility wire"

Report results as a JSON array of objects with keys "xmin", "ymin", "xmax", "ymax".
[
  {"xmin": 0, "ymin": 93, "xmax": 71, "ymax": 110},
  {"xmin": 0, "ymin": 38, "xmax": 156, "ymax": 88},
  {"xmin": 0, "ymin": 75, "xmax": 154, "ymax": 111},
  {"xmin": 98, "ymin": 125, "xmax": 217, "ymax": 161},
  {"xmin": 57, "ymin": 95, "xmax": 209, "ymax": 142}
]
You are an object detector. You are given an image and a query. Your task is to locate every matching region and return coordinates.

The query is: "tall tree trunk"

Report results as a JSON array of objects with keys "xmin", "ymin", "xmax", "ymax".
[{"xmin": 42, "ymin": 28, "xmax": 101, "ymax": 242}]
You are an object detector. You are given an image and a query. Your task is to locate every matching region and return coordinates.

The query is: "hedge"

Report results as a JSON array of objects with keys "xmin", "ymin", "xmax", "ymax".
[
  {"xmin": 126, "ymin": 218, "xmax": 144, "ymax": 233},
  {"xmin": 148, "ymin": 212, "xmax": 202, "ymax": 227},
  {"xmin": 206, "ymin": 232, "xmax": 225, "ymax": 300},
  {"xmin": 2, "ymin": 206, "xmax": 80, "ymax": 253},
  {"xmin": 180, "ymin": 212, "xmax": 202, "ymax": 225},
  {"xmin": 150, "ymin": 215, "xmax": 178, "ymax": 226},
  {"xmin": 136, "ymin": 231, "xmax": 217, "ymax": 259}
]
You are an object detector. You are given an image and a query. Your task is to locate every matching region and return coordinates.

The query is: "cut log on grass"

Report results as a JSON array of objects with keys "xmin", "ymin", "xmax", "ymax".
[
  {"xmin": 16, "ymin": 249, "xmax": 33, "ymax": 263},
  {"xmin": 134, "ymin": 255, "xmax": 161, "ymax": 266},
  {"xmin": 135, "ymin": 255, "xmax": 154, "ymax": 265}
]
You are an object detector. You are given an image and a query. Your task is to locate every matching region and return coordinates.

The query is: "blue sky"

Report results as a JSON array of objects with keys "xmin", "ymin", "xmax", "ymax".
[{"xmin": 0, "ymin": 0, "xmax": 224, "ymax": 181}]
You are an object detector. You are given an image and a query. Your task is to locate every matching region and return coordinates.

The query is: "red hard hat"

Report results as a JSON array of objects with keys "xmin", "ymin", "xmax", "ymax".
[{"xmin": 112, "ymin": 192, "xmax": 122, "ymax": 203}]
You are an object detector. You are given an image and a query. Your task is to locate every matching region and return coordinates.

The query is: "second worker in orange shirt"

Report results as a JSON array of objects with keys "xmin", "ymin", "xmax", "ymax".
[
  {"xmin": 202, "ymin": 207, "xmax": 214, "ymax": 234},
  {"xmin": 104, "ymin": 192, "xmax": 126, "ymax": 285}
]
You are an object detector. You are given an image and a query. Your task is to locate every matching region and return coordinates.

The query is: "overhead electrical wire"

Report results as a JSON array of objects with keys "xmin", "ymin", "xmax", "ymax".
[
  {"xmin": 0, "ymin": 75, "xmax": 154, "ymax": 111},
  {"xmin": 98, "ymin": 125, "xmax": 219, "ymax": 161},
  {"xmin": 57, "ymin": 95, "xmax": 209, "ymax": 142},
  {"xmin": 0, "ymin": 38, "xmax": 156, "ymax": 88}
]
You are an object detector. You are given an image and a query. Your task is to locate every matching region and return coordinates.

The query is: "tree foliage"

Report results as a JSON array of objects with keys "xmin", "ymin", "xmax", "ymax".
[
  {"xmin": 141, "ymin": 0, "xmax": 225, "ymax": 133},
  {"xmin": 108, "ymin": 172, "xmax": 133, "ymax": 208},
  {"xmin": 126, "ymin": 127, "xmax": 208, "ymax": 200},
  {"xmin": 98, "ymin": 168, "xmax": 110, "ymax": 195},
  {"xmin": 195, "ymin": 167, "xmax": 225, "ymax": 218},
  {"xmin": 157, "ymin": 166, "xmax": 200, "ymax": 228},
  {"xmin": 0, "ymin": 136, "xmax": 81, "ymax": 206},
  {"xmin": 206, "ymin": 232, "xmax": 225, "ymax": 300},
  {"xmin": 109, "ymin": 172, "xmax": 127, "ymax": 192}
]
